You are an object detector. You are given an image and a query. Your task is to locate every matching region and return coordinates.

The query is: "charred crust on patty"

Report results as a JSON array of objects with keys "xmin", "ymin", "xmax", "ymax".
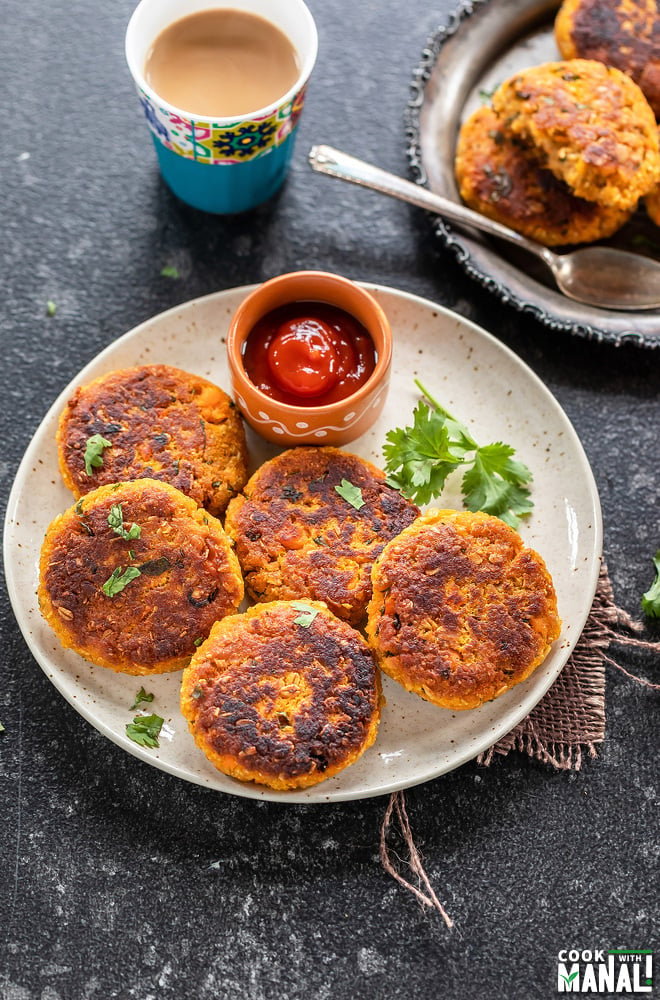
[
  {"xmin": 490, "ymin": 59, "xmax": 660, "ymax": 210},
  {"xmin": 366, "ymin": 509, "xmax": 561, "ymax": 710},
  {"xmin": 180, "ymin": 601, "xmax": 382, "ymax": 789},
  {"xmin": 455, "ymin": 104, "xmax": 632, "ymax": 245},
  {"xmin": 38, "ymin": 479, "xmax": 244, "ymax": 674},
  {"xmin": 56, "ymin": 364, "xmax": 248, "ymax": 516},
  {"xmin": 555, "ymin": 0, "xmax": 660, "ymax": 117},
  {"xmin": 224, "ymin": 447, "xmax": 419, "ymax": 626}
]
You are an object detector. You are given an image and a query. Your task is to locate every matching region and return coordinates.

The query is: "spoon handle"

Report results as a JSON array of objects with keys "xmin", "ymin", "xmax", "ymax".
[{"xmin": 308, "ymin": 144, "xmax": 554, "ymax": 266}]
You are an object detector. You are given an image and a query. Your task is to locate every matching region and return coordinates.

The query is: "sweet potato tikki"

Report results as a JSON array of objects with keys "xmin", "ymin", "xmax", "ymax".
[
  {"xmin": 490, "ymin": 60, "xmax": 660, "ymax": 211},
  {"xmin": 366, "ymin": 509, "xmax": 561, "ymax": 710},
  {"xmin": 224, "ymin": 446, "xmax": 419, "ymax": 626},
  {"xmin": 57, "ymin": 364, "xmax": 248, "ymax": 517},
  {"xmin": 455, "ymin": 104, "xmax": 633, "ymax": 245},
  {"xmin": 555, "ymin": 0, "xmax": 660, "ymax": 119},
  {"xmin": 180, "ymin": 600, "xmax": 382, "ymax": 790},
  {"xmin": 38, "ymin": 479, "xmax": 244, "ymax": 674}
]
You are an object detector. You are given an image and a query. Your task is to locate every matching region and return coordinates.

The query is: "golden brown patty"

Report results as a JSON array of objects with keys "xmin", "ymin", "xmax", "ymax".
[
  {"xmin": 224, "ymin": 447, "xmax": 419, "ymax": 626},
  {"xmin": 366, "ymin": 509, "xmax": 561, "ymax": 710},
  {"xmin": 645, "ymin": 179, "xmax": 660, "ymax": 224},
  {"xmin": 180, "ymin": 600, "xmax": 382, "ymax": 790},
  {"xmin": 38, "ymin": 479, "xmax": 244, "ymax": 674},
  {"xmin": 57, "ymin": 364, "xmax": 248, "ymax": 517},
  {"xmin": 491, "ymin": 59, "xmax": 660, "ymax": 210},
  {"xmin": 455, "ymin": 104, "xmax": 632, "ymax": 245},
  {"xmin": 555, "ymin": 0, "xmax": 660, "ymax": 118}
]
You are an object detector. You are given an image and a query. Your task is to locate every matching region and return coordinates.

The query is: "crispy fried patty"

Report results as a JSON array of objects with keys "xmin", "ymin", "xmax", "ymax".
[
  {"xmin": 38, "ymin": 479, "xmax": 244, "ymax": 674},
  {"xmin": 491, "ymin": 59, "xmax": 660, "ymax": 210},
  {"xmin": 180, "ymin": 600, "xmax": 382, "ymax": 790},
  {"xmin": 366, "ymin": 509, "xmax": 561, "ymax": 710},
  {"xmin": 455, "ymin": 104, "xmax": 632, "ymax": 245},
  {"xmin": 645, "ymin": 175, "xmax": 660, "ymax": 224},
  {"xmin": 57, "ymin": 364, "xmax": 248, "ymax": 516},
  {"xmin": 224, "ymin": 447, "xmax": 419, "ymax": 626},
  {"xmin": 555, "ymin": 0, "xmax": 660, "ymax": 118}
]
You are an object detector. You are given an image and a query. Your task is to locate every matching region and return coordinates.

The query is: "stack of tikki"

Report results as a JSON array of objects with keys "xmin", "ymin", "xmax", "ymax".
[
  {"xmin": 554, "ymin": 0, "xmax": 660, "ymax": 120},
  {"xmin": 455, "ymin": 58, "xmax": 660, "ymax": 245},
  {"xmin": 554, "ymin": 0, "xmax": 660, "ymax": 229}
]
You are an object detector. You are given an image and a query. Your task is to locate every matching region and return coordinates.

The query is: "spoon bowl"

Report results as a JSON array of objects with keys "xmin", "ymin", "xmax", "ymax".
[{"xmin": 309, "ymin": 144, "xmax": 660, "ymax": 313}]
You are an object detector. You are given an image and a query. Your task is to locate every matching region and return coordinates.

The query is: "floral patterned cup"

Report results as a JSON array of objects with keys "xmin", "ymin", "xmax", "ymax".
[
  {"xmin": 226, "ymin": 271, "xmax": 392, "ymax": 446},
  {"xmin": 125, "ymin": 0, "xmax": 317, "ymax": 214}
]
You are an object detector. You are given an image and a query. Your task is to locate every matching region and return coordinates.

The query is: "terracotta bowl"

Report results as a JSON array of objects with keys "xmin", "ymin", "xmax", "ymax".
[{"xmin": 226, "ymin": 270, "xmax": 392, "ymax": 446}]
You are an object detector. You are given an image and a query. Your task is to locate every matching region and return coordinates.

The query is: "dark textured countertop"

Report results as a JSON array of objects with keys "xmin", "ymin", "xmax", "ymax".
[{"xmin": 1, "ymin": 1, "xmax": 658, "ymax": 998}]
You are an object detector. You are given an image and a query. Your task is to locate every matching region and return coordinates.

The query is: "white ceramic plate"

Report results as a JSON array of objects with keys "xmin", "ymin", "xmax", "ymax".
[{"xmin": 3, "ymin": 284, "xmax": 602, "ymax": 803}]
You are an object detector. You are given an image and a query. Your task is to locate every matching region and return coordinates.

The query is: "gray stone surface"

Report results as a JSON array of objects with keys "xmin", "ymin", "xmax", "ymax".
[{"xmin": 0, "ymin": 0, "xmax": 658, "ymax": 997}]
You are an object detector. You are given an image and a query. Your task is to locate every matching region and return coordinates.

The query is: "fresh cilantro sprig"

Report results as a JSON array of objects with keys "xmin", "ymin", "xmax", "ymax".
[
  {"xmin": 641, "ymin": 550, "xmax": 660, "ymax": 619},
  {"xmin": 108, "ymin": 503, "xmax": 141, "ymax": 541},
  {"xmin": 84, "ymin": 434, "xmax": 112, "ymax": 476},
  {"xmin": 383, "ymin": 380, "xmax": 533, "ymax": 528},
  {"xmin": 126, "ymin": 713, "xmax": 164, "ymax": 748}
]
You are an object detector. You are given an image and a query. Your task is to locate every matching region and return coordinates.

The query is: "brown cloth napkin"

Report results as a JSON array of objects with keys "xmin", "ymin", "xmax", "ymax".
[{"xmin": 380, "ymin": 562, "xmax": 660, "ymax": 924}]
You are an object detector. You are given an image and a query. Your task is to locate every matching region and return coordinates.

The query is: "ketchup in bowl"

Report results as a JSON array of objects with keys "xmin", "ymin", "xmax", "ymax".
[{"xmin": 242, "ymin": 302, "xmax": 376, "ymax": 406}]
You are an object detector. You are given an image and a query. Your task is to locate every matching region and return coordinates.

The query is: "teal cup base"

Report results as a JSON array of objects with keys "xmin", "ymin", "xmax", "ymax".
[{"xmin": 152, "ymin": 131, "xmax": 298, "ymax": 214}]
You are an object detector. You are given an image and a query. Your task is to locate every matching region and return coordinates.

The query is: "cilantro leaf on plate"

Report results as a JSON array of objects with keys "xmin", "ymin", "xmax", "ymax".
[
  {"xmin": 462, "ymin": 443, "xmax": 533, "ymax": 528},
  {"xmin": 126, "ymin": 713, "xmax": 164, "ymax": 749},
  {"xmin": 131, "ymin": 687, "xmax": 154, "ymax": 710}
]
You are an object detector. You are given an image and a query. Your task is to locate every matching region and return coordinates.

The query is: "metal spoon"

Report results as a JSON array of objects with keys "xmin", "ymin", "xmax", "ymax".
[{"xmin": 309, "ymin": 144, "xmax": 660, "ymax": 313}]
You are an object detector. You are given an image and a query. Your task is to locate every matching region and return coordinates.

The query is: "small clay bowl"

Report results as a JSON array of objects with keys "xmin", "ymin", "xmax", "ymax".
[{"xmin": 226, "ymin": 271, "xmax": 392, "ymax": 446}]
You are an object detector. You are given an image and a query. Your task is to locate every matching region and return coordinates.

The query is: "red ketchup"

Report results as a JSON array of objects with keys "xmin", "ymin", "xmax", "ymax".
[{"xmin": 242, "ymin": 302, "xmax": 376, "ymax": 406}]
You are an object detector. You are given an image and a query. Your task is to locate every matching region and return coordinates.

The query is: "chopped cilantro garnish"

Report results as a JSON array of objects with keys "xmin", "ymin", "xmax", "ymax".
[
  {"xmin": 160, "ymin": 265, "xmax": 180, "ymax": 279},
  {"xmin": 84, "ymin": 434, "xmax": 112, "ymax": 476},
  {"xmin": 334, "ymin": 479, "xmax": 365, "ymax": 510},
  {"xmin": 131, "ymin": 687, "xmax": 154, "ymax": 710},
  {"xmin": 291, "ymin": 601, "xmax": 319, "ymax": 627},
  {"xmin": 642, "ymin": 550, "xmax": 660, "ymax": 619},
  {"xmin": 108, "ymin": 503, "xmax": 141, "ymax": 541},
  {"xmin": 0, "ymin": 721, "xmax": 5, "ymax": 733},
  {"xmin": 193, "ymin": 637, "xmax": 204, "ymax": 646},
  {"xmin": 46, "ymin": 300, "xmax": 57, "ymax": 317},
  {"xmin": 383, "ymin": 380, "xmax": 533, "ymax": 528},
  {"xmin": 126, "ymin": 713, "xmax": 164, "ymax": 748},
  {"xmin": 102, "ymin": 565, "xmax": 141, "ymax": 597}
]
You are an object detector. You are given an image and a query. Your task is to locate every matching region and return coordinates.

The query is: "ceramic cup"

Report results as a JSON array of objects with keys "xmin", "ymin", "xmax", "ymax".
[
  {"xmin": 226, "ymin": 271, "xmax": 392, "ymax": 446},
  {"xmin": 125, "ymin": 0, "xmax": 318, "ymax": 214}
]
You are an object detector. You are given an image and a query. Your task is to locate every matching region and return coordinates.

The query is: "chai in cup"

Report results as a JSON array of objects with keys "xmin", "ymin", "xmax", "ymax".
[
  {"xmin": 125, "ymin": 0, "xmax": 318, "ymax": 214},
  {"xmin": 144, "ymin": 9, "xmax": 300, "ymax": 118}
]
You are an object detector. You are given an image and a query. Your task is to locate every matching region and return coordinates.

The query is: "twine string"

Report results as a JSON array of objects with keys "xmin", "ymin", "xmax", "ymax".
[{"xmin": 379, "ymin": 789, "xmax": 453, "ymax": 927}]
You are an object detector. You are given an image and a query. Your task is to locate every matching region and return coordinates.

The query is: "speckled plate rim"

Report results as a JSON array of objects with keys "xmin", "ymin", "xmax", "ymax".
[
  {"xmin": 406, "ymin": 0, "xmax": 660, "ymax": 348},
  {"xmin": 3, "ymin": 283, "xmax": 602, "ymax": 803}
]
